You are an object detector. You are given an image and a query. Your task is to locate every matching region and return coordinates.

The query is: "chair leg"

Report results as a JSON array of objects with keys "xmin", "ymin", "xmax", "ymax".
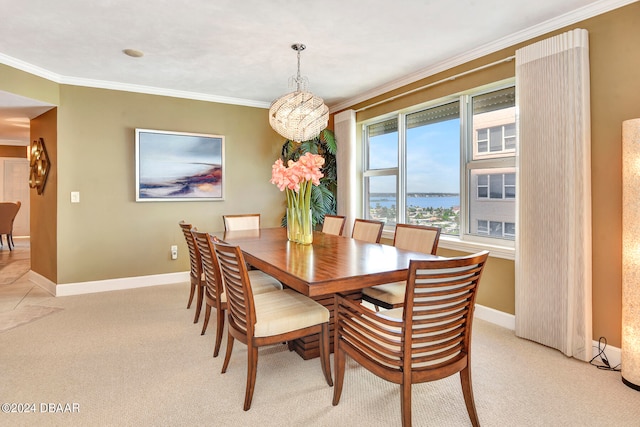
[
  {"xmin": 186, "ymin": 280, "xmax": 196, "ymax": 309},
  {"xmin": 8, "ymin": 233, "xmax": 14, "ymax": 251},
  {"xmin": 318, "ymin": 323, "xmax": 333, "ymax": 386},
  {"xmin": 213, "ymin": 308, "xmax": 225, "ymax": 358},
  {"xmin": 193, "ymin": 283, "xmax": 204, "ymax": 323},
  {"xmin": 243, "ymin": 346, "xmax": 259, "ymax": 411},
  {"xmin": 460, "ymin": 366, "xmax": 480, "ymax": 427},
  {"xmin": 221, "ymin": 332, "xmax": 235, "ymax": 374},
  {"xmin": 332, "ymin": 346, "xmax": 345, "ymax": 406},
  {"xmin": 201, "ymin": 304, "xmax": 211, "ymax": 335},
  {"xmin": 401, "ymin": 380, "xmax": 412, "ymax": 427}
]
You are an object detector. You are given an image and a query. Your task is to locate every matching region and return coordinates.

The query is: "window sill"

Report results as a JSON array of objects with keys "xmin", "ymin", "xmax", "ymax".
[{"xmin": 381, "ymin": 230, "xmax": 515, "ymax": 260}]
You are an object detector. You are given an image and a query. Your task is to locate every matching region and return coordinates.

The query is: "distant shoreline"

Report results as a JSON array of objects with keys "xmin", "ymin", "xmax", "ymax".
[{"xmin": 371, "ymin": 193, "xmax": 459, "ymax": 197}]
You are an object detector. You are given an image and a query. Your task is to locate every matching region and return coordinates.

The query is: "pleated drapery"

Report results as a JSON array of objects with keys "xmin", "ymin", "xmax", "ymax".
[
  {"xmin": 334, "ymin": 109, "xmax": 357, "ymax": 237},
  {"xmin": 515, "ymin": 28, "xmax": 593, "ymax": 361}
]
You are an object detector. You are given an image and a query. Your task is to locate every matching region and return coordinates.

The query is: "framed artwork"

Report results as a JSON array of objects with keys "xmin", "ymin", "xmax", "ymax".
[{"xmin": 135, "ymin": 128, "xmax": 224, "ymax": 202}]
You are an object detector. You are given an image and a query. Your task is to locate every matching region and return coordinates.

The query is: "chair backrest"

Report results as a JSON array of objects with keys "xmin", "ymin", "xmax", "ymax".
[
  {"xmin": 213, "ymin": 241, "xmax": 256, "ymax": 337},
  {"xmin": 192, "ymin": 230, "xmax": 224, "ymax": 304},
  {"xmin": 393, "ymin": 223, "xmax": 441, "ymax": 255},
  {"xmin": 179, "ymin": 221, "xmax": 201, "ymax": 281},
  {"xmin": 0, "ymin": 201, "xmax": 21, "ymax": 234},
  {"xmin": 351, "ymin": 219, "xmax": 384, "ymax": 243},
  {"xmin": 223, "ymin": 214, "xmax": 260, "ymax": 231},
  {"xmin": 322, "ymin": 215, "xmax": 346, "ymax": 236},
  {"xmin": 402, "ymin": 250, "xmax": 489, "ymax": 371}
]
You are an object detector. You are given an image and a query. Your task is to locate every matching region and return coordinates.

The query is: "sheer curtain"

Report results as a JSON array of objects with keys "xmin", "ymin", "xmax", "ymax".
[
  {"xmin": 334, "ymin": 109, "xmax": 357, "ymax": 236},
  {"xmin": 515, "ymin": 28, "xmax": 593, "ymax": 361}
]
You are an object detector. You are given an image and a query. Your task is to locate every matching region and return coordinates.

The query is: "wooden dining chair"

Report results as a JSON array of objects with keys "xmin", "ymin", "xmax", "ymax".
[
  {"xmin": 322, "ymin": 214, "xmax": 346, "ymax": 236},
  {"xmin": 213, "ymin": 240, "xmax": 333, "ymax": 410},
  {"xmin": 362, "ymin": 224, "xmax": 442, "ymax": 310},
  {"xmin": 333, "ymin": 250, "xmax": 489, "ymax": 427},
  {"xmin": 222, "ymin": 213, "xmax": 261, "ymax": 231},
  {"xmin": 192, "ymin": 230, "xmax": 282, "ymax": 357},
  {"xmin": 179, "ymin": 220, "xmax": 205, "ymax": 323},
  {"xmin": 351, "ymin": 218, "xmax": 384, "ymax": 243}
]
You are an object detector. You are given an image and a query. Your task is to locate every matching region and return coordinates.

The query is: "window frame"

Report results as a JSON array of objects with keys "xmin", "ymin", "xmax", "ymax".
[{"xmin": 361, "ymin": 79, "xmax": 516, "ymax": 259}]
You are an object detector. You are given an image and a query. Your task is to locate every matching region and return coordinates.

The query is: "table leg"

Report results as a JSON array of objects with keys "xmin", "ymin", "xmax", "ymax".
[{"xmin": 290, "ymin": 290, "xmax": 362, "ymax": 360}]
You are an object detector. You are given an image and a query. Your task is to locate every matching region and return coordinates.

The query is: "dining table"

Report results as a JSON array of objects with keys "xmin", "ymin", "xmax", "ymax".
[{"xmin": 217, "ymin": 226, "xmax": 438, "ymax": 359}]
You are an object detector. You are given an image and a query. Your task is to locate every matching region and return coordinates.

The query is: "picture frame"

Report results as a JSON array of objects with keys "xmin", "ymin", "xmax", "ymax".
[{"xmin": 135, "ymin": 128, "xmax": 224, "ymax": 202}]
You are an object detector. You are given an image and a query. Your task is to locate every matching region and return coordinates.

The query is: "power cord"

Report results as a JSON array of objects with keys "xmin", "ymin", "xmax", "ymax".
[{"xmin": 589, "ymin": 336, "xmax": 621, "ymax": 371}]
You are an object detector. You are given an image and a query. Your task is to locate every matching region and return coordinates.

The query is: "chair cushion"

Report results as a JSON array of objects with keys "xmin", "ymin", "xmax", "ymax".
[
  {"xmin": 219, "ymin": 271, "xmax": 281, "ymax": 304},
  {"xmin": 248, "ymin": 270, "xmax": 283, "ymax": 294},
  {"xmin": 253, "ymin": 289, "xmax": 329, "ymax": 337},
  {"xmin": 362, "ymin": 281, "xmax": 406, "ymax": 305}
]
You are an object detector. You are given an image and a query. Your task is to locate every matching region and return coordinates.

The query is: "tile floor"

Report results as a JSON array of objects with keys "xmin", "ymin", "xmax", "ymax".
[{"xmin": 0, "ymin": 238, "xmax": 55, "ymax": 317}]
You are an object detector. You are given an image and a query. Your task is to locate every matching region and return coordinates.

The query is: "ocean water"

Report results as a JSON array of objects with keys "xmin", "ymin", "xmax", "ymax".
[{"xmin": 370, "ymin": 195, "xmax": 459, "ymax": 209}]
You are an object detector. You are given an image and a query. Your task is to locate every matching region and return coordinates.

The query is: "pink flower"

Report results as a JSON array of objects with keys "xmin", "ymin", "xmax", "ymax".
[{"xmin": 270, "ymin": 154, "xmax": 324, "ymax": 193}]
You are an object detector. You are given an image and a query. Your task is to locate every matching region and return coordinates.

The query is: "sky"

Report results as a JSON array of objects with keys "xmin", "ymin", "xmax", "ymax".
[{"xmin": 369, "ymin": 118, "xmax": 460, "ymax": 194}]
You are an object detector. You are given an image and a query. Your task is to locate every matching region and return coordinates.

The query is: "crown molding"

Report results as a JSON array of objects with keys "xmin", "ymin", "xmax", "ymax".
[
  {"xmin": 0, "ymin": 53, "xmax": 271, "ymax": 109},
  {"xmin": 56, "ymin": 75, "xmax": 271, "ymax": 109},
  {"xmin": 328, "ymin": 0, "xmax": 638, "ymax": 113}
]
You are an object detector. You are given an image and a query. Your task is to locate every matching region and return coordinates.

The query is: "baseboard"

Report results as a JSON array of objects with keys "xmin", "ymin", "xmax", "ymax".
[
  {"xmin": 28, "ymin": 271, "xmax": 57, "ymax": 296},
  {"xmin": 33, "ymin": 271, "xmax": 189, "ymax": 296},
  {"xmin": 475, "ymin": 304, "xmax": 516, "ymax": 330}
]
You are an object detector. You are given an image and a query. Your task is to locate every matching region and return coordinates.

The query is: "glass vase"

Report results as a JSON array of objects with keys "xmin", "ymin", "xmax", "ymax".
[{"xmin": 287, "ymin": 207, "xmax": 313, "ymax": 245}]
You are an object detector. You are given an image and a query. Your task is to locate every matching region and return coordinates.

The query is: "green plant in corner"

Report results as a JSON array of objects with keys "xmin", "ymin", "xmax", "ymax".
[{"xmin": 279, "ymin": 129, "xmax": 337, "ymax": 228}]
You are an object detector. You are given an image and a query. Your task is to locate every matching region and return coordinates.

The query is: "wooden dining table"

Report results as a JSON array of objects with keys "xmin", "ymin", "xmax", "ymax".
[{"xmin": 217, "ymin": 227, "xmax": 437, "ymax": 359}]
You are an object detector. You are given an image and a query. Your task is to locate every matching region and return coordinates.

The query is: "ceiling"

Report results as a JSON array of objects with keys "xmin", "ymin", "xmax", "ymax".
[{"xmin": 0, "ymin": 0, "xmax": 632, "ymax": 145}]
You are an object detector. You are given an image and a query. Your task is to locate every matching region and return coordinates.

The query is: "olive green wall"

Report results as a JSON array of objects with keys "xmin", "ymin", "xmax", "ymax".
[
  {"xmin": 0, "ymin": 63, "xmax": 59, "ymax": 105},
  {"xmin": 348, "ymin": 2, "xmax": 640, "ymax": 347},
  {"xmin": 54, "ymin": 86, "xmax": 284, "ymax": 283}
]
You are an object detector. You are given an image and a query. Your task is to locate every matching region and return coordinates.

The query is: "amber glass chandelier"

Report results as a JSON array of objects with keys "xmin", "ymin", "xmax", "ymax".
[{"xmin": 269, "ymin": 43, "xmax": 329, "ymax": 143}]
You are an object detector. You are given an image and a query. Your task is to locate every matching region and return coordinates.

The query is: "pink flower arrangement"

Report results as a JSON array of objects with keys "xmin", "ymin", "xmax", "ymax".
[
  {"xmin": 270, "ymin": 152, "xmax": 325, "ymax": 193},
  {"xmin": 270, "ymin": 153, "xmax": 325, "ymax": 243}
]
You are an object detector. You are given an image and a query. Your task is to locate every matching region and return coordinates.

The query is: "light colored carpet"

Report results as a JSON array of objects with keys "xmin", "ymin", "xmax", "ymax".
[{"xmin": 0, "ymin": 283, "xmax": 638, "ymax": 426}]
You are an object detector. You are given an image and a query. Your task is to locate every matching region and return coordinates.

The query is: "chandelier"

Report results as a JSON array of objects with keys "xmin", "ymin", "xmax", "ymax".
[{"xmin": 269, "ymin": 43, "xmax": 329, "ymax": 143}]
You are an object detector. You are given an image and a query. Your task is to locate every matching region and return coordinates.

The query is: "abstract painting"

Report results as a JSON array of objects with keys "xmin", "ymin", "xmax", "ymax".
[{"xmin": 135, "ymin": 129, "xmax": 224, "ymax": 201}]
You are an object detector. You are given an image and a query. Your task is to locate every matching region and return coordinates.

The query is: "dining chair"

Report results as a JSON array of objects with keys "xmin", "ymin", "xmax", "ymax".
[
  {"xmin": 222, "ymin": 213, "xmax": 261, "ymax": 231},
  {"xmin": 0, "ymin": 201, "xmax": 21, "ymax": 251},
  {"xmin": 212, "ymin": 240, "xmax": 333, "ymax": 410},
  {"xmin": 192, "ymin": 230, "xmax": 282, "ymax": 357},
  {"xmin": 362, "ymin": 224, "xmax": 441, "ymax": 310},
  {"xmin": 333, "ymin": 250, "xmax": 489, "ymax": 427},
  {"xmin": 322, "ymin": 214, "xmax": 346, "ymax": 236},
  {"xmin": 178, "ymin": 220, "xmax": 205, "ymax": 323},
  {"xmin": 351, "ymin": 218, "xmax": 384, "ymax": 243}
]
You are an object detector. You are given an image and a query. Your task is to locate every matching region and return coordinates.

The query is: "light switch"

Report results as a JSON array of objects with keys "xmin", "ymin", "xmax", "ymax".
[{"xmin": 71, "ymin": 191, "xmax": 80, "ymax": 203}]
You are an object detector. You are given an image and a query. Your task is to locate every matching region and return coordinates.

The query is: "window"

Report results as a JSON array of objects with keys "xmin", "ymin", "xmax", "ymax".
[
  {"xmin": 476, "ymin": 173, "xmax": 515, "ymax": 199},
  {"xmin": 476, "ymin": 123, "xmax": 516, "ymax": 154},
  {"xmin": 477, "ymin": 220, "xmax": 515, "ymax": 239},
  {"xmin": 363, "ymin": 84, "xmax": 516, "ymax": 246}
]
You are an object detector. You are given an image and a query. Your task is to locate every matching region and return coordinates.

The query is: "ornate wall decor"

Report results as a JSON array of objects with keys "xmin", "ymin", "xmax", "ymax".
[{"xmin": 29, "ymin": 137, "xmax": 50, "ymax": 195}]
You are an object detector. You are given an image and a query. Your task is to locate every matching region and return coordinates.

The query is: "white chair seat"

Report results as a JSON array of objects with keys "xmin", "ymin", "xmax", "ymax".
[
  {"xmin": 253, "ymin": 289, "xmax": 329, "ymax": 337},
  {"xmin": 362, "ymin": 281, "xmax": 406, "ymax": 306},
  {"xmin": 219, "ymin": 270, "xmax": 281, "ymax": 304},
  {"xmin": 248, "ymin": 270, "xmax": 283, "ymax": 293}
]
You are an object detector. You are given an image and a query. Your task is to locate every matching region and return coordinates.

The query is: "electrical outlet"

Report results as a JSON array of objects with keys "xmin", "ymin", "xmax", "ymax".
[{"xmin": 170, "ymin": 245, "xmax": 178, "ymax": 260}]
